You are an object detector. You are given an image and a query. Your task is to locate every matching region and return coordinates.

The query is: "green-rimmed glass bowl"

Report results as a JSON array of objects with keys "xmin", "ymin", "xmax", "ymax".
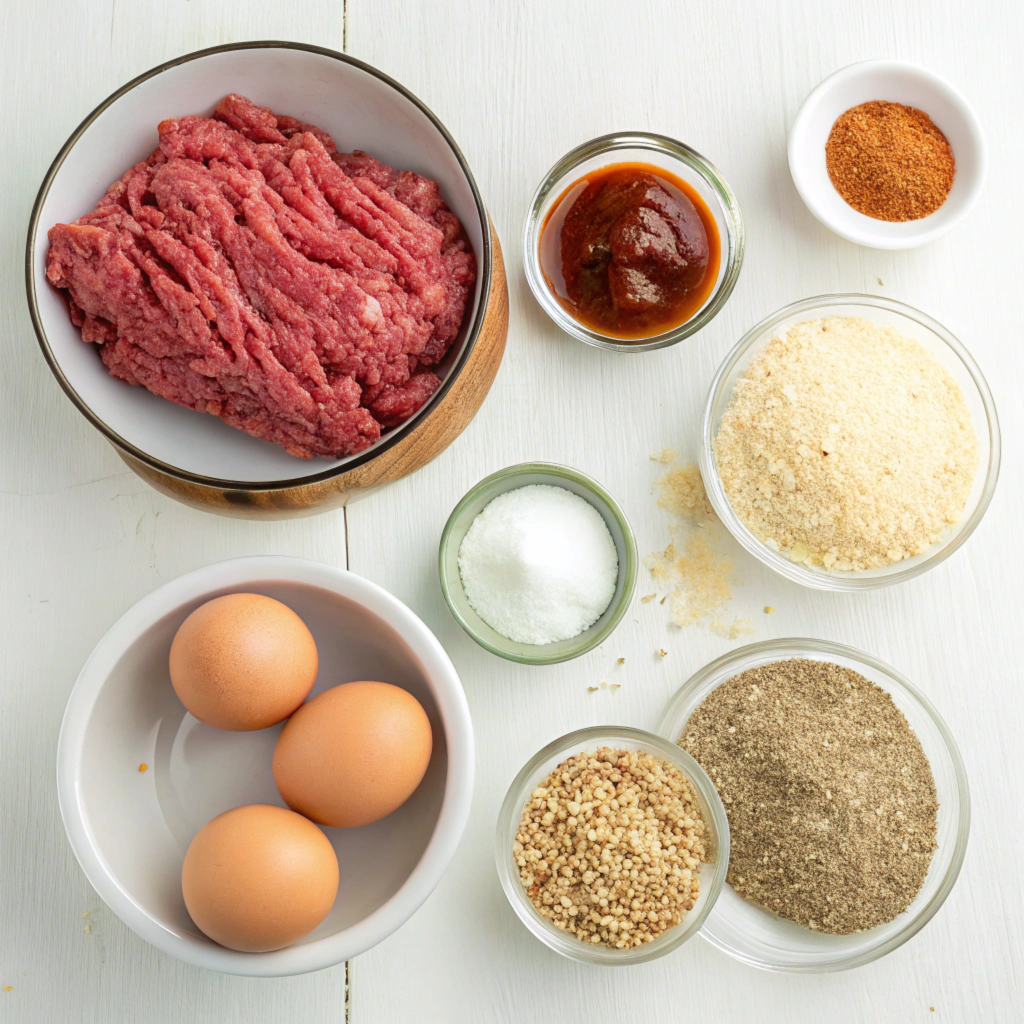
[{"xmin": 438, "ymin": 463, "xmax": 637, "ymax": 664}]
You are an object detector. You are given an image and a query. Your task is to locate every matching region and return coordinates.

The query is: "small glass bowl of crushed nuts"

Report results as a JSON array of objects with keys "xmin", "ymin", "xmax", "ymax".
[{"xmin": 495, "ymin": 726, "xmax": 729, "ymax": 965}]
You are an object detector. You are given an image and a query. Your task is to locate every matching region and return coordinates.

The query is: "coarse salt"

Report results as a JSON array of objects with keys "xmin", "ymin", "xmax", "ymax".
[{"xmin": 457, "ymin": 484, "xmax": 618, "ymax": 645}]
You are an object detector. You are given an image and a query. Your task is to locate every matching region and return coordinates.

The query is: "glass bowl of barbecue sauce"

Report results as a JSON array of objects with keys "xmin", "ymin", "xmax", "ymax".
[{"xmin": 525, "ymin": 133, "xmax": 744, "ymax": 351}]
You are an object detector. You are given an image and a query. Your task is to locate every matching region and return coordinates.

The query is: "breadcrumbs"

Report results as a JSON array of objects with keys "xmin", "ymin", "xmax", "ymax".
[
  {"xmin": 714, "ymin": 317, "xmax": 978, "ymax": 570},
  {"xmin": 645, "ymin": 458, "xmax": 752, "ymax": 636},
  {"xmin": 655, "ymin": 462, "xmax": 716, "ymax": 521},
  {"xmin": 514, "ymin": 748, "xmax": 707, "ymax": 948}
]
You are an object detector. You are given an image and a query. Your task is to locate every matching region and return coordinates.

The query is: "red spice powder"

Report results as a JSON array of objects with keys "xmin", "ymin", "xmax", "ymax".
[{"xmin": 825, "ymin": 100, "xmax": 955, "ymax": 222}]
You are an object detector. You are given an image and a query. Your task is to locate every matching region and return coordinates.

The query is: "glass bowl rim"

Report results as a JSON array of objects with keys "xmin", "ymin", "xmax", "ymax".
[
  {"xmin": 700, "ymin": 292, "xmax": 1001, "ymax": 591},
  {"xmin": 438, "ymin": 462, "xmax": 638, "ymax": 665},
  {"xmin": 655, "ymin": 636, "xmax": 971, "ymax": 973},
  {"xmin": 522, "ymin": 130, "xmax": 745, "ymax": 352},
  {"xmin": 494, "ymin": 724, "xmax": 731, "ymax": 966}
]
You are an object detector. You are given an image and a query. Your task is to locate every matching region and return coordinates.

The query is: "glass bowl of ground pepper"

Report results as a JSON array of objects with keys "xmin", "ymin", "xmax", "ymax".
[
  {"xmin": 788, "ymin": 60, "xmax": 986, "ymax": 248},
  {"xmin": 495, "ymin": 725, "xmax": 730, "ymax": 965},
  {"xmin": 657, "ymin": 638, "xmax": 970, "ymax": 973},
  {"xmin": 524, "ymin": 132, "xmax": 744, "ymax": 350}
]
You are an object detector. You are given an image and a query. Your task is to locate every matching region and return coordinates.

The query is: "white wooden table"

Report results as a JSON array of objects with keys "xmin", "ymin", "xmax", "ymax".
[{"xmin": 2, "ymin": 1, "xmax": 1021, "ymax": 1020}]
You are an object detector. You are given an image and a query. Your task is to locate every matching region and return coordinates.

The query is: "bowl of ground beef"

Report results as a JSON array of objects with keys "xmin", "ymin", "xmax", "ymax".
[{"xmin": 27, "ymin": 42, "xmax": 507, "ymax": 518}]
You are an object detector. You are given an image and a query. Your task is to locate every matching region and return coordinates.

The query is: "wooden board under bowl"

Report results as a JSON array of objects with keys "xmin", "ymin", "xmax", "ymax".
[{"xmin": 117, "ymin": 225, "xmax": 508, "ymax": 519}]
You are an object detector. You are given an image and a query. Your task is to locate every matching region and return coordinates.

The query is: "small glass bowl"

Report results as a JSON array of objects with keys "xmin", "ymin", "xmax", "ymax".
[
  {"xmin": 701, "ymin": 294, "xmax": 1001, "ymax": 590},
  {"xmin": 523, "ymin": 132, "xmax": 744, "ymax": 351},
  {"xmin": 438, "ymin": 463, "xmax": 637, "ymax": 664},
  {"xmin": 656, "ymin": 638, "xmax": 970, "ymax": 973},
  {"xmin": 495, "ymin": 725, "xmax": 730, "ymax": 965}
]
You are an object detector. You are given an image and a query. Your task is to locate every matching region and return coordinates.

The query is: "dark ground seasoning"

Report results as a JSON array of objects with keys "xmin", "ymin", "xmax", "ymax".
[
  {"xmin": 825, "ymin": 100, "xmax": 955, "ymax": 222},
  {"xmin": 681, "ymin": 659, "xmax": 938, "ymax": 934}
]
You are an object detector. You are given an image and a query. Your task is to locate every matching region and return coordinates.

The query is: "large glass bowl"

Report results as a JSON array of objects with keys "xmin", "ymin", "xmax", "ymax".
[
  {"xmin": 495, "ymin": 726, "xmax": 730, "ymax": 965},
  {"xmin": 656, "ymin": 638, "xmax": 970, "ymax": 973},
  {"xmin": 523, "ymin": 132, "xmax": 744, "ymax": 351},
  {"xmin": 701, "ymin": 294, "xmax": 1000, "ymax": 590}
]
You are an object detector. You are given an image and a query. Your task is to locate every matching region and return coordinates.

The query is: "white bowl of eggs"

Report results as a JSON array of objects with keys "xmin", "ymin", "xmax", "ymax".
[{"xmin": 56, "ymin": 556, "xmax": 474, "ymax": 976}]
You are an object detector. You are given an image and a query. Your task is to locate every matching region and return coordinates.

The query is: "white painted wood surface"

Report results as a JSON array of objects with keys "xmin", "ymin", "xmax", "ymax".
[{"xmin": 1, "ymin": 0, "xmax": 1020, "ymax": 1021}]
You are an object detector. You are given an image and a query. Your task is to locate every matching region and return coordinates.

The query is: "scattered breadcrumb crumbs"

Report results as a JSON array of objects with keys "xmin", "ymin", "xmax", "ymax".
[
  {"xmin": 764, "ymin": 606, "xmax": 775, "ymax": 614},
  {"xmin": 650, "ymin": 448, "xmax": 677, "ymax": 464},
  {"xmin": 645, "ymin": 457, "xmax": 752, "ymax": 637},
  {"xmin": 3, "ymin": 986, "xmax": 13, "ymax": 993},
  {"xmin": 587, "ymin": 686, "xmax": 599, "ymax": 693},
  {"xmin": 82, "ymin": 911, "xmax": 91, "ymax": 919},
  {"xmin": 641, "ymin": 593, "xmax": 656, "ymax": 603},
  {"xmin": 709, "ymin": 616, "xmax": 755, "ymax": 640},
  {"xmin": 610, "ymin": 683, "xmax": 621, "ymax": 691},
  {"xmin": 138, "ymin": 763, "xmax": 148, "ymax": 772},
  {"xmin": 601, "ymin": 682, "xmax": 608, "ymax": 689},
  {"xmin": 617, "ymin": 657, "xmax": 625, "ymax": 665},
  {"xmin": 655, "ymin": 462, "xmax": 715, "ymax": 521},
  {"xmin": 658, "ymin": 649, "xmax": 668, "ymax": 657},
  {"xmin": 84, "ymin": 925, "xmax": 92, "ymax": 934}
]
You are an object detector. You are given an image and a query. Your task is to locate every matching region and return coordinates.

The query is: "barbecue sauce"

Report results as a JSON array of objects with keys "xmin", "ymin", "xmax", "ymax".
[{"xmin": 540, "ymin": 162, "xmax": 720, "ymax": 340}]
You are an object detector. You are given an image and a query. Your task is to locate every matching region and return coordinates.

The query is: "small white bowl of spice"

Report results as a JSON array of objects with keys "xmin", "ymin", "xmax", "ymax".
[
  {"xmin": 788, "ymin": 60, "xmax": 986, "ymax": 248},
  {"xmin": 495, "ymin": 726, "xmax": 730, "ymax": 964},
  {"xmin": 438, "ymin": 463, "xmax": 637, "ymax": 664},
  {"xmin": 658, "ymin": 638, "xmax": 970, "ymax": 973}
]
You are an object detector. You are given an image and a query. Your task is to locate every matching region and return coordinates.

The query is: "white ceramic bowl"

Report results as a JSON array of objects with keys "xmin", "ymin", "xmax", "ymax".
[
  {"xmin": 657, "ymin": 639, "xmax": 970, "ymax": 973},
  {"xmin": 27, "ymin": 42, "xmax": 491, "ymax": 489},
  {"xmin": 56, "ymin": 556, "xmax": 474, "ymax": 977},
  {"xmin": 788, "ymin": 60, "xmax": 986, "ymax": 248}
]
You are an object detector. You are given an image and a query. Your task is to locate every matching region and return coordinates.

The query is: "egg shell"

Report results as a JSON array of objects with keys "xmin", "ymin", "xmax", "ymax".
[
  {"xmin": 181, "ymin": 803, "xmax": 339, "ymax": 953},
  {"xmin": 169, "ymin": 593, "xmax": 318, "ymax": 731},
  {"xmin": 273, "ymin": 681, "xmax": 433, "ymax": 829}
]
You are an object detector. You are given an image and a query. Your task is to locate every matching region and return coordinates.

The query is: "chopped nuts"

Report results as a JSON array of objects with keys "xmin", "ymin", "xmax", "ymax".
[{"xmin": 514, "ymin": 748, "xmax": 707, "ymax": 949}]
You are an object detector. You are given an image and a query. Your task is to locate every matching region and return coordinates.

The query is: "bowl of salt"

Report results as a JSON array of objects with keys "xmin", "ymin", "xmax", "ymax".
[{"xmin": 438, "ymin": 463, "xmax": 638, "ymax": 664}]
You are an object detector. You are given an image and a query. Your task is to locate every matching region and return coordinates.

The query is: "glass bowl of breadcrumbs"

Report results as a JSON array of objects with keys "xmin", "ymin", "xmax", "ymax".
[
  {"xmin": 495, "ymin": 725, "xmax": 730, "ymax": 965},
  {"xmin": 657, "ymin": 638, "xmax": 971, "ymax": 972},
  {"xmin": 702, "ymin": 294, "xmax": 1000, "ymax": 590}
]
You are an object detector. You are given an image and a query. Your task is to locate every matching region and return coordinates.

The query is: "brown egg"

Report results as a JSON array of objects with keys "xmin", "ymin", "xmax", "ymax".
[
  {"xmin": 273, "ymin": 681, "xmax": 433, "ymax": 828},
  {"xmin": 169, "ymin": 593, "xmax": 318, "ymax": 731},
  {"xmin": 181, "ymin": 803, "xmax": 339, "ymax": 952}
]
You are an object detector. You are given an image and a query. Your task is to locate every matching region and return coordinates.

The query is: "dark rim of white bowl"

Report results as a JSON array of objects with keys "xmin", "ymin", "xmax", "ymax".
[{"xmin": 26, "ymin": 40, "xmax": 493, "ymax": 492}]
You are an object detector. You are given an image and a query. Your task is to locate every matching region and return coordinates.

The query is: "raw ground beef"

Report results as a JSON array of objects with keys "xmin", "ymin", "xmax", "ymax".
[{"xmin": 46, "ymin": 94, "xmax": 477, "ymax": 459}]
